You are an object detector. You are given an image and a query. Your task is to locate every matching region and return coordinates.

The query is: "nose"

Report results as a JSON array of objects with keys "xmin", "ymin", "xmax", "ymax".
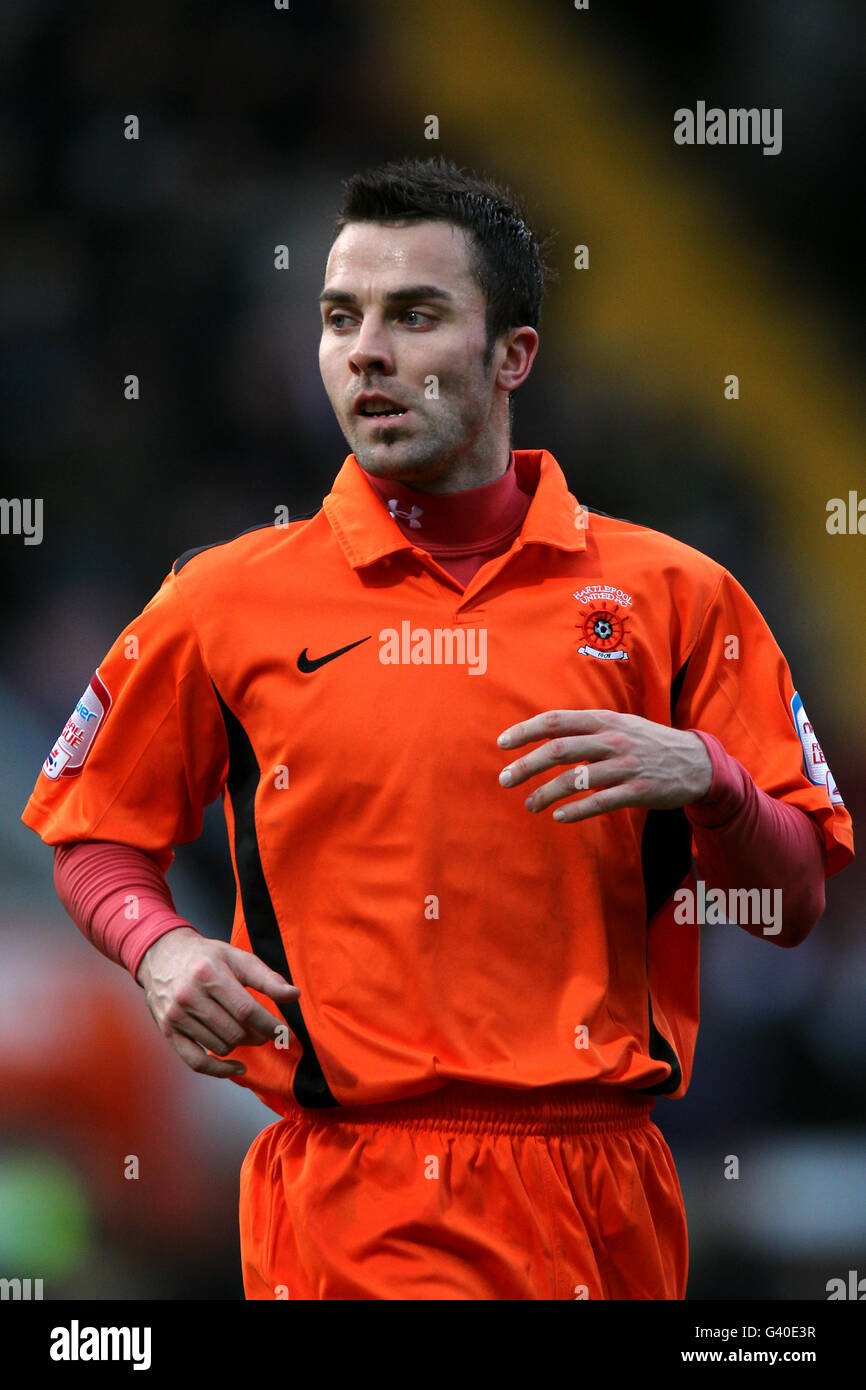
[{"xmin": 348, "ymin": 311, "xmax": 395, "ymax": 377}]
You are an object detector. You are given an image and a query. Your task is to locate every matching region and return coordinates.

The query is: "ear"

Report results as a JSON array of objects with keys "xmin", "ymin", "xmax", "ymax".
[{"xmin": 495, "ymin": 327, "xmax": 539, "ymax": 393}]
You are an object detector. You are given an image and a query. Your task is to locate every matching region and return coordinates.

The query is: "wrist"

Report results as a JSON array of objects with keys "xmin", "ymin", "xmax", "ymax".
[
  {"xmin": 683, "ymin": 730, "xmax": 750, "ymax": 826},
  {"xmin": 684, "ymin": 730, "xmax": 714, "ymax": 803},
  {"xmin": 134, "ymin": 924, "xmax": 201, "ymax": 987}
]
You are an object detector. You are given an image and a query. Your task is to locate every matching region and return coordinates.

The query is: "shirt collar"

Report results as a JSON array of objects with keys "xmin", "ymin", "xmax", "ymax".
[{"xmin": 322, "ymin": 449, "xmax": 587, "ymax": 571}]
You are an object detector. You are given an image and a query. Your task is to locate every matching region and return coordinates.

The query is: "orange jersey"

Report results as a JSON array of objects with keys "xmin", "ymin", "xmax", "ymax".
[{"xmin": 22, "ymin": 449, "xmax": 854, "ymax": 1116}]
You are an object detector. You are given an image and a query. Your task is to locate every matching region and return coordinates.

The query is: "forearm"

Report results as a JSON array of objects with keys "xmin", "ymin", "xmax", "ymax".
[
  {"xmin": 53, "ymin": 841, "xmax": 197, "ymax": 981},
  {"xmin": 684, "ymin": 730, "xmax": 826, "ymax": 946}
]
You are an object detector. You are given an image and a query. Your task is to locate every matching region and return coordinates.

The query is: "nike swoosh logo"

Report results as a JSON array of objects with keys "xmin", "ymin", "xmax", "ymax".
[{"xmin": 297, "ymin": 636, "xmax": 372, "ymax": 672}]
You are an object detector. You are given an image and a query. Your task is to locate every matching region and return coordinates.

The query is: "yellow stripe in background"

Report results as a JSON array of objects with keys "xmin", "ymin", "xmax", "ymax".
[{"xmin": 370, "ymin": 0, "xmax": 866, "ymax": 744}]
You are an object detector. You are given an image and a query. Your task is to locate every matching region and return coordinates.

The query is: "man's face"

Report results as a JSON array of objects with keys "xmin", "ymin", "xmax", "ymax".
[{"xmin": 318, "ymin": 219, "xmax": 505, "ymax": 487}]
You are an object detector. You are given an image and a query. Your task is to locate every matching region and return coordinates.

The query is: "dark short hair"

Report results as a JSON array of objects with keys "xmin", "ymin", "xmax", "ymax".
[{"xmin": 331, "ymin": 156, "xmax": 558, "ymax": 368}]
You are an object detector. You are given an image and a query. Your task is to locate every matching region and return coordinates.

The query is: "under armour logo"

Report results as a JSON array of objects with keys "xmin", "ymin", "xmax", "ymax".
[{"xmin": 387, "ymin": 499, "xmax": 424, "ymax": 528}]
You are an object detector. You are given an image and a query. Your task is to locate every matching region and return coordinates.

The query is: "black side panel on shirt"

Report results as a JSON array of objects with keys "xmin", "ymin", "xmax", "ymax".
[
  {"xmin": 174, "ymin": 523, "xmax": 277, "ymax": 575},
  {"xmin": 633, "ymin": 657, "xmax": 693, "ymax": 1096},
  {"xmin": 669, "ymin": 657, "xmax": 690, "ymax": 726},
  {"xmin": 213, "ymin": 684, "xmax": 338, "ymax": 1109},
  {"xmin": 173, "ymin": 509, "xmax": 323, "ymax": 575}
]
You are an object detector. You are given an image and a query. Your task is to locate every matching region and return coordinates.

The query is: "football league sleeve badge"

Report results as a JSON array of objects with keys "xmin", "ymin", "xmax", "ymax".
[
  {"xmin": 790, "ymin": 691, "xmax": 844, "ymax": 806},
  {"xmin": 42, "ymin": 672, "xmax": 112, "ymax": 780}
]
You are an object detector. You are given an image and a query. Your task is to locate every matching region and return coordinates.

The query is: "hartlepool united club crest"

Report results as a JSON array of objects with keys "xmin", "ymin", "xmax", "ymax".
[{"xmin": 573, "ymin": 584, "xmax": 632, "ymax": 661}]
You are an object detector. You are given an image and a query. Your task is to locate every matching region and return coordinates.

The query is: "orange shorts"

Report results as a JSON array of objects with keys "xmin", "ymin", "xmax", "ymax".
[{"xmin": 238, "ymin": 1081, "xmax": 689, "ymax": 1301}]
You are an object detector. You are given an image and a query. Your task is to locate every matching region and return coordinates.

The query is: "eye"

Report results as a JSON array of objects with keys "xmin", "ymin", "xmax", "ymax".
[
  {"xmin": 402, "ymin": 310, "xmax": 432, "ymax": 325},
  {"xmin": 327, "ymin": 312, "xmax": 353, "ymax": 329}
]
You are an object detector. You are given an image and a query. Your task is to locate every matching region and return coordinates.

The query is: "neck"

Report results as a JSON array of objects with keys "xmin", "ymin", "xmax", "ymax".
[
  {"xmin": 360, "ymin": 449, "xmax": 533, "ymax": 552},
  {"xmin": 355, "ymin": 430, "xmax": 513, "ymax": 495},
  {"xmin": 404, "ymin": 444, "xmax": 512, "ymax": 494}
]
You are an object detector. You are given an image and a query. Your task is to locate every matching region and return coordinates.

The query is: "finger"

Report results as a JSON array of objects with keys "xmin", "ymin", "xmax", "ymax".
[
  {"xmin": 550, "ymin": 785, "xmax": 637, "ymax": 823},
  {"xmin": 160, "ymin": 957, "xmax": 283, "ymax": 1045},
  {"xmin": 524, "ymin": 760, "xmax": 630, "ymax": 813},
  {"xmin": 156, "ymin": 986, "xmax": 252, "ymax": 1053},
  {"xmin": 496, "ymin": 709, "xmax": 609, "ymax": 750},
  {"xmin": 227, "ymin": 946, "xmax": 301, "ymax": 1004},
  {"xmin": 181, "ymin": 999, "xmax": 276, "ymax": 1054},
  {"xmin": 499, "ymin": 734, "xmax": 615, "ymax": 788},
  {"xmin": 205, "ymin": 971, "xmax": 293, "ymax": 1042},
  {"xmin": 168, "ymin": 1029, "xmax": 248, "ymax": 1078}
]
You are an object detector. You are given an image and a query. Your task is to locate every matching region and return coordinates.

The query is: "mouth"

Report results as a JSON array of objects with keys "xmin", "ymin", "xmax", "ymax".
[
  {"xmin": 357, "ymin": 408, "xmax": 411, "ymax": 425},
  {"xmin": 354, "ymin": 394, "xmax": 411, "ymax": 423}
]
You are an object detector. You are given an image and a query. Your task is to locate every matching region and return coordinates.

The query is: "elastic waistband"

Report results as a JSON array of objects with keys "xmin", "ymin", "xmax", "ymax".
[{"xmin": 286, "ymin": 1081, "xmax": 656, "ymax": 1137}]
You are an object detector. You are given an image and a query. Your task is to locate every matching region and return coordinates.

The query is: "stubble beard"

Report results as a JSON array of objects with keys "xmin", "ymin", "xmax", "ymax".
[{"xmin": 348, "ymin": 412, "xmax": 457, "ymax": 483}]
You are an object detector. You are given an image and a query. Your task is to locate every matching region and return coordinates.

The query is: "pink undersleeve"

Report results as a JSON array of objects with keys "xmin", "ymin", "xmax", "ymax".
[
  {"xmin": 685, "ymin": 730, "xmax": 826, "ymax": 942},
  {"xmin": 54, "ymin": 841, "xmax": 193, "ymax": 983}
]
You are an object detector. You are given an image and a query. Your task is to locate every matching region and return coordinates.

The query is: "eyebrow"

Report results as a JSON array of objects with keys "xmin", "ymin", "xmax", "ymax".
[{"xmin": 318, "ymin": 284, "xmax": 456, "ymax": 307}]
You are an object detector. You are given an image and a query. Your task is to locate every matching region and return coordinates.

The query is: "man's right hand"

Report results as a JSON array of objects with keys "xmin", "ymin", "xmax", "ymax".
[{"xmin": 136, "ymin": 926, "xmax": 301, "ymax": 1078}]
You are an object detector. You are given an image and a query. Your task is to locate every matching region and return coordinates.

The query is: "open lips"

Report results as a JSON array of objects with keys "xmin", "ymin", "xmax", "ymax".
[{"xmin": 355, "ymin": 395, "xmax": 409, "ymax": 419}]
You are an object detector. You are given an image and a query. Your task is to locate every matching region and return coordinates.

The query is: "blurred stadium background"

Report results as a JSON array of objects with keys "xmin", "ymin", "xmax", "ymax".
[{"xmin": 1, "ymin": 0, "xmax": 863, "ymax": 1299}]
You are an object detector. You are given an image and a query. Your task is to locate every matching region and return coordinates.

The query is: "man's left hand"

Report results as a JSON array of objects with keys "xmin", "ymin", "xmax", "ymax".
[{"xmin": 496, "ymin": 709, "xmax": 713, "ymax": 822}]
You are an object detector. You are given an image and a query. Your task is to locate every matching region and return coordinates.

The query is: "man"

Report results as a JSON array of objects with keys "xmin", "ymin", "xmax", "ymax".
[{"xmin": 23, "ymin": 156, "xmax": 854, "ymax": 1301}]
